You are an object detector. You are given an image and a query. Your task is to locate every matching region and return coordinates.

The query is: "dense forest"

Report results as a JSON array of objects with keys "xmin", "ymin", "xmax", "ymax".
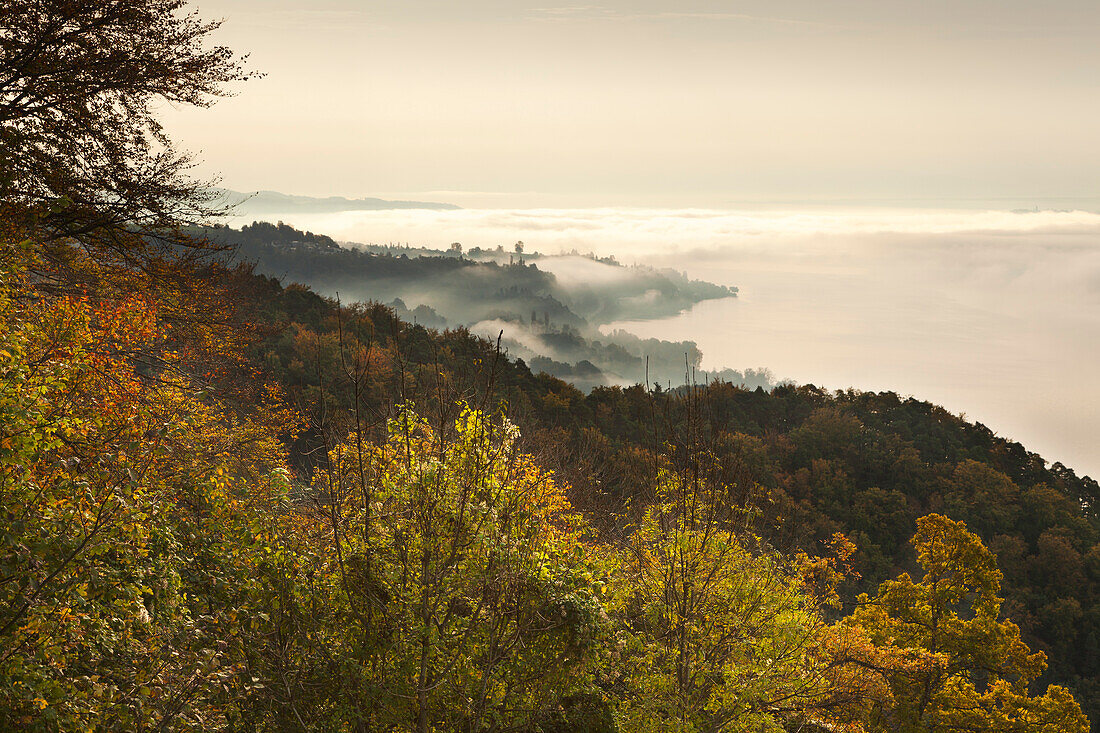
[{"xmin": 1, "ymin": 1, "xmax": 1096, "ymax": 731}]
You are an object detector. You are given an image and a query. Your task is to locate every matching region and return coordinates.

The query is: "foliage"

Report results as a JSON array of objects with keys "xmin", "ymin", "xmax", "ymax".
[
  {"xmin": 0, "ymin": 244, "xmax": 290, "ymax": 730},
  {"xmin": 608, "ymin": 452, "xmax": 881, "ymax": 733},
  {"xmin": 1, "ymin": 0, "xmax": 254, "ymax": 243},
  {"xmin": 301, "ymin": 402, "xmax": 607, "ymax": 726},
  {"xmin": 614, "ymin": 491, "xmax": 814, "ymax": 730},
  {"xmin": 846, "ymin": 514, "xmax": 1089, "ymax": 732}
]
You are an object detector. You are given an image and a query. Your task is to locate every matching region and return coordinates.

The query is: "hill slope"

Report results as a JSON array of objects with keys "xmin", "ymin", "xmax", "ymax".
[{"xmin": 233, "ymin": 259, "xmax": 1100, "ymax": 727}]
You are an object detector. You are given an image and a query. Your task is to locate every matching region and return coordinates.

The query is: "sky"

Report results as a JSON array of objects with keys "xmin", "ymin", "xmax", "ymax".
[{"xmin": 166, "ymin": 0, "xmax": 1100, "ymax": 208}]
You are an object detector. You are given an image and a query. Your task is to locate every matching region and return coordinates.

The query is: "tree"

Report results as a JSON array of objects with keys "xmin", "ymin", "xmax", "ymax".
[
  {"xmin": 611, "ymin": 465, "xmax": 872, "ymax": 733},
  {"xmin": 846, "ymin": 514, "xmax": 1089, "ymax": 732},
  {"xmin": 0, "ymin": 242, "xmax": 293, "ymax": 730},
  {"xmin": 1, "ymin": 0, "xmax": 255, "ymax": 279},
  {"xmin": 256, "ymin": 405, "xmax": 607, "ymax": 731},
  {"xmin": 601, "ymin": 382, "xmax": 865, "ymax": 733}
]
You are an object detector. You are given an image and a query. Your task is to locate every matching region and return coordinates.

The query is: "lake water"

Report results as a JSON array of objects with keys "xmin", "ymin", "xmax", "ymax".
[{"xmin": 227, "ymin": 206, "xmax": 1100, "ymax": 479}]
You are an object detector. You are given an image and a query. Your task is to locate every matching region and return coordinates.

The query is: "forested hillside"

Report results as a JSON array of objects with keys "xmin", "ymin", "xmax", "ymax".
[
  {"xmin": 1, "ymin": 1, "xmax": 1096, "ymax": 731},
  {"xmin": 237, "ymin": 266, "xmax": 1100, "ymax": 728}
]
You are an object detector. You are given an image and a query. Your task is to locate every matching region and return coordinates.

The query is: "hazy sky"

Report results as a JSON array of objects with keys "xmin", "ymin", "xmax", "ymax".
[{"xmin": 166, "ymin": 0, "xmax": 1100, "ymax": 207}]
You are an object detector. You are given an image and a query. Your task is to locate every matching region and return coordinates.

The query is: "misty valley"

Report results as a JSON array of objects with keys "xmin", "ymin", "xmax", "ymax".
[{"xmin": 205, "ymin": 220, "xmax": 776, "ymax": 391}]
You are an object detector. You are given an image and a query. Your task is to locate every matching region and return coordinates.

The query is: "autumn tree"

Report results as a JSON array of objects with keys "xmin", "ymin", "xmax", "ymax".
[
  {"xmin": 610, "ymin": 463, "xmax": 879, "ymax": 733},
  {"xmin": 243, "ymin": 405, "xmax": 608, "ymax": 731},
  {"xmin": 846, "ymin": 514, "xmax": 1089, "ymax": 732},
  {"xmin": 601, "ymin": 382, "xmax": 867, "ymax": 733},
  {"xmin": 1, "ymin": 0, "xmax": 253, "ymax": 250},
  {"xmin": 0, "ymin": 242, "xmax": 295, "ymax": 729},
  {"xmin": 0, "ymin": 0, "xmax": 269, "ymax": 394}
]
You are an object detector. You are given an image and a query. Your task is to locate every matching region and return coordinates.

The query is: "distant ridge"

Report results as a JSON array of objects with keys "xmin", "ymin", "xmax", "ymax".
[{"xmin": 216, "ymin": 189, "xmax": 461, "ymax": 214}]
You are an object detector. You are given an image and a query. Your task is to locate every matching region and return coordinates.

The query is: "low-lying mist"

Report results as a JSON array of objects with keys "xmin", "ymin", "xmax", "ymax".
[
  {"xmin": 222, "ymin": 205, "xmax": 1100, "ymax": 256},
  {"xmin": 208, "ymin": 221, "xmax": 750, "ymax": 391}
]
